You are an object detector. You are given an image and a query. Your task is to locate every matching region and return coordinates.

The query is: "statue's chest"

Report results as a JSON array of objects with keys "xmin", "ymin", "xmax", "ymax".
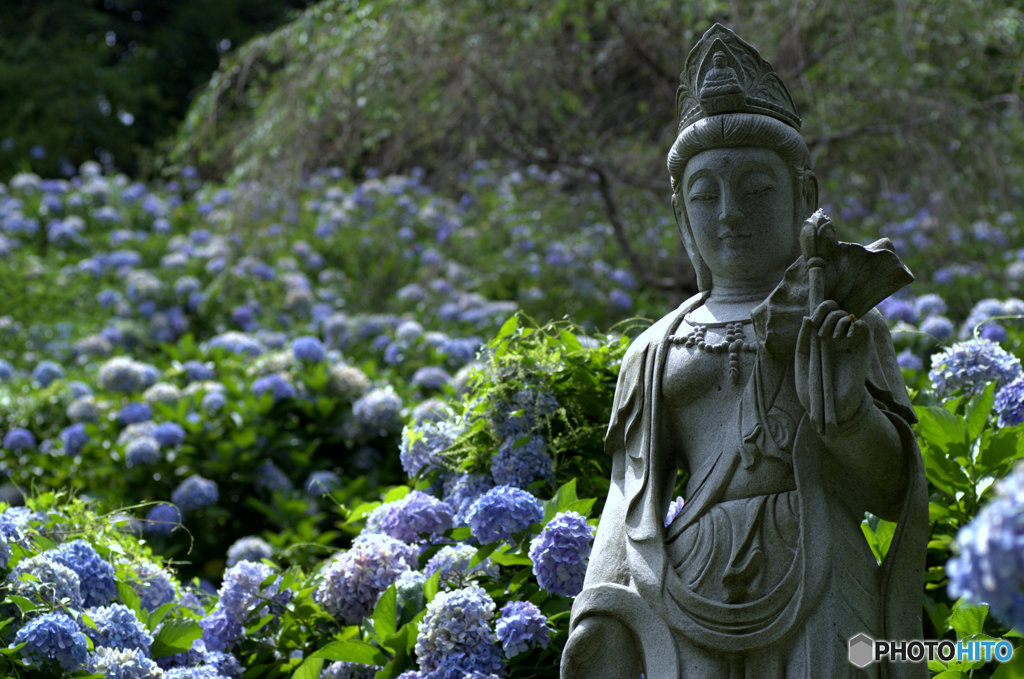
[{"xmin": 660, "ymin": 322, "xmax": 757, "ymax": 410}]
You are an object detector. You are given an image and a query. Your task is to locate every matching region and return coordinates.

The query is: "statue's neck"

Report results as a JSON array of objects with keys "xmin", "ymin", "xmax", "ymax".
[{"xmin": 690, "ymin": 283, "xmax": 776, "ymax": 324}]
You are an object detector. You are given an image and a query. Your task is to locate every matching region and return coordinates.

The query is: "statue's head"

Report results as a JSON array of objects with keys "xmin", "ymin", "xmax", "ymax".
[{"xmin": 668, "ymin": 25, "xmax": 818, "ymax": 291}]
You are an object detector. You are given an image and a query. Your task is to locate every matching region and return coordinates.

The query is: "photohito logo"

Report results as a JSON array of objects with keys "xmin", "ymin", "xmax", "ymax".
[{"xmin": 848, "ymin": 633, "xmax": 1014, "ymax": 667}]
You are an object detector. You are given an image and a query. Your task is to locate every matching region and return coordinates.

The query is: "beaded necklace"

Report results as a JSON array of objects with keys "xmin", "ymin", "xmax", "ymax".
[{"xmin": 669, "ymin": 317, "xmax": 757, "ymax": 384}]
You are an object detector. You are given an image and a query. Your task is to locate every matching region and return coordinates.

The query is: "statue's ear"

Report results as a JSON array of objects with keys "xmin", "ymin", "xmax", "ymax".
[{"xmin": 802, "ymin": 170, "xmax": 819, "ymax": 215}]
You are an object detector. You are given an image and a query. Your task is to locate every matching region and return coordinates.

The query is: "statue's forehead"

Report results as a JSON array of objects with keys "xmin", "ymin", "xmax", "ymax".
[{"xmin": 684, "ymin": 146, "xmax": 786, "ymax": 175}]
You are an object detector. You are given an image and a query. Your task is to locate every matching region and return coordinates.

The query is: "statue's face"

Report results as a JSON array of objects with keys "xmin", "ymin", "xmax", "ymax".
[{"xmin": 682, "ymin": 147, "xmax": 797, "ymax": 285}]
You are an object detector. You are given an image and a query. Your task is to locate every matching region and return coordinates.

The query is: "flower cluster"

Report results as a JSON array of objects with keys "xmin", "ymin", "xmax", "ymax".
[
  {"xmin": 528, "ymin": 511, "xmax": 595, "ymax": 597},
  {"xmin": 84, "ymin": 603, "xmax": 153, "ymax": 652},
  {"xmin": 995, "ymin": 374, "xmax": 1024, "ymax": 427},
  {"xmin": 315, "ymin": 533, "xmax": 418, "ymax": 625},
  {"xmin": 49, "ymin": 538, "xmax": 119, "ymax": 607},
  {"xmin": 400, "ymin": 418, "xmax": 461, "ymax": 478},
  {"xmin": 495, "ymin": 600, "xmax": 551, "ymax": 658},
  {"xmin": 465, "ymin": 485, "xmax": 543, "ymax": 544},
  {"xmin": 490, "ymin": 434, "xmax": 554, "ymax": 489},
  {"xmin": 371, "ymin": 490, "xmax": 455, "ymax": 543},
  {"xmin": 947, "ymin": 463, "xmax": 1024, "ymax": 630},
  {"xmin": 171, "ymin": 474, "xmax": 219, "ymax": 512},
  {"xmin": 89, "ymin": 646, "xmax": 164, "ymax": 679},
  {"xmin": 928, "ymin": 338, "xmax": 1022, "ymax": 398},
  {"xmin": 226, "ymin": 536, "xmax": 274, "ymax": 566},
  {"xmin": 13, "ymin": 611, "xmax": 90, "ymax": 671},
  {"xmin": 414, "ymin": 585, "xmax": 504, "ymax": 677}
]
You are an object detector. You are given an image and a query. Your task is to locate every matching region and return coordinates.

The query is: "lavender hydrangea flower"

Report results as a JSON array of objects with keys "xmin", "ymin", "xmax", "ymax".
[
  {"xmin": 414, "ymin": 585, "xmax": 504, "ymax": 677},
  {"xmin": 665, "ymin": 496, "xmax": 686, "ymax": 527},
  {"xmin": 3, "ymin": 426, "xmax": 36, "ymax": 450},
  {"xmin": 172, "ymin": 474, "xmax": 219, "ymax": 511},
  {"xmin": 118, "ymin": 401, "xmax": 154, "ymax": 426},
  {"xmin": 200, "ymin": 607, "xmax": 242, "ymax": 654},
  {"xmin": 411, "ymin": 366, "xmax": 451, "ymax": 390},
  {"xmin": 129, "ymin": 561, "xmax": 177, "ymax": 612},
  {"xmin": 6, "ymin": 553, "xmax": 83, "ymax": 607},
  {"xmin": 226, "ymin": 536, "xmax": 273, "ymax": 566},
  {"xmin": 60, "ymin": 422, "xmax": 89, "ymax": 455},
  {"xmin": 31, "ymin": 359, "xmax": 65, "ymax": 387},
  {"xmin": 252, "ymin": 373, "xmax": 297, "ymax": 402},
  {"xmin": 371, "ymin": 491, "xmax": 455, "ymax": 543},
  {"xmin": 947, "ymin": 464, "xmax": 1024, "ymax": 630},
  {"xmin": 878, "ymin": 297, "xmax": 918, "ymax": 324},
  {"xmin": 145, "ymin": 503, "xmax": 183, "ymax": 536},
  {"xmin": 13, "ymin": 611, "xmax": 89, "ymax": 671},
  {"xmin": 205, "ymin": 331, "xmax": 264, "ymax": 357},
  {"xmin": 528, "ymin": 511, "xmax": 595, "ymax": 597},
  {"xmin": 400, "ymin": 419, "xmax": 461, "ymax": 478},
  {"xmin": 353, "ymin": 386, "xmax": 403, "ymax": 434},
  {"xmin": 320, "ymin": 661, "xmax": 381, "ymax": 679},
  {"xmin": 896, "ymin": 349, "xmax": 923, "ymax": 372},
  {"xmin": 490, "ymin": 434, "xmax": 554, "ymax": 489},
  {"xmin": 995, "ymin": 375, "xmax": 1024, "ymax": 427},
  {"xmin": 166, "ymin": 664, "xmax": 231, "ymax": 678},
  {"xmin": 49, "ymin": 538, "xmax": 118, "ymax": 607},
  {"xmin": 255, "ymin": 460, "xmax": 293, "ymax": 492},
  {"xmin": 443, "ymin": 473, "xmax": 494, "ymax": 525},
  {"xmin": 84, "ymin": 603, "xmax": 153, "ymax": 652},
  {"xmin": 126, "ymin": 435, "xmax": 161, "ymax": 466},
  {"xmin": 98, "ymin": 356, "xmax": 157, "ymax": 393},
  {"xmin": 495, "ymin": 600, "xmax": 551, "ymax": 658},
  {"xmin": 315, "ymin": 533, "xmax": 418, "ymax": 625},
  {"xmin": 218, "ymin": 560, "xmax": 290, "ymax": 629},
  {"xmin": 424, "ymin": 544, "xmax": 497, "ymax": 588},
  {"xmin": 465, "ymin": 485, "xmax": 543, "ymax": 544},
  {"xmin": 90, "ymin": 646, "xmax": 163, "ymax": 678},
  {"xmin": 292, "ymin": 336, "xmax": 327, "ymax": 362},
  {"xmin": 920, "ymin": 315, "xmax": 954, "ymax": 342},
  {"xmin": 928, "ymin": 338, "xmax": 1022, "ymax": 398},
  {"xmin": 153, "ymin": 422, "xmax": 186, "ymax": 447},
  {"xmin": 489, "ymin": 387, "xmax": 558, "ymax": 440}
]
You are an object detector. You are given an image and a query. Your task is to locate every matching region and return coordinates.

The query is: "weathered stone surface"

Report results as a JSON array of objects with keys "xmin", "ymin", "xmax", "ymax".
[{"xmin": 561, "ymin": 24, "xmax": 927, "ymax": 679}]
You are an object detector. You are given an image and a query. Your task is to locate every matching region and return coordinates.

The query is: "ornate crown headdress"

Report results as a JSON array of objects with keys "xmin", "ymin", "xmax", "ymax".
[{"xmin": 675, "ymin": 24, "xmax": 801, "ymax": 133}]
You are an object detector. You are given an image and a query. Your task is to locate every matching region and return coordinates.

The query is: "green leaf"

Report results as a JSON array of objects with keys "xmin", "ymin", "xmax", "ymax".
[
  {"xmin": 544, "ymin": 479, "xmax": 579, "ymax": 522},
  {"xmin": 496, "ymin": 314, "xmax": 519, "ymax": 340},
  {"xmin": 423, "ymin": 572, "xmax": 441, "ymax": 603},
  {"xmin": 949, "ymin": 598, "xmax": 988, "ymax": 639},
  {"xmin": 916, "ymin": 406, "xmax": 967, "ymax": 452},
  {"xmin": 305, "ymin": 640, "xmax": 388, "ymax": 665},
  {"xmin": 965, "ymin": 382, "xmax": 996, "ymax": 441},
  {"xmin": 860, "ymin": 517, "xmax": 897, "ymax": 563},
  {"xmin": 373, "ymin": 585, "xmax": 398, "ymax": 641},
  {"xmin": 150, "ymin": 617, "xmax": 203, "ymax": 658}
]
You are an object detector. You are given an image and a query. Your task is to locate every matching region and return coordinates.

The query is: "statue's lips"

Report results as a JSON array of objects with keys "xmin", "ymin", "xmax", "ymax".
[{"xmin": 718, "ymin": 232, "xmax": 752, "ymax": 241}]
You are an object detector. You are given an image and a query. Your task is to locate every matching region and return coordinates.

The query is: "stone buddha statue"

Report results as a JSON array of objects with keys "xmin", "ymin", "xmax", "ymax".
[{"xmin": 560, "ymin": 24, "xmax": 927, "ymax": 679}]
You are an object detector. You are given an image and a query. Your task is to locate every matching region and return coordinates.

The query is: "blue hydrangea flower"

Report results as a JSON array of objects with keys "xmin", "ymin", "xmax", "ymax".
[
  {"xmin": 3, "ymin": 426, "xmax": 36, "ymax": 450},
  {"xmin": 90, "ymin": 646, "xmax": 163, "ymax": 678},
  {"xmin": 0, "ymin": 534, "xmax": 9, "ymax": 571},
  {"xmin": 165, "ymin": 664, "xmax": 232, "ymax": 678},
  {"xmin": 371, "ymin": 491, "xmax": 454, "ymax": 543},
  {"xmin": 414, "ymin": 585, "xmax": 503, "ymax": 677},
  {"xmin": 200, "ymin": 606, "xmax": 242, "ymax": 654},
  {"xmin": 947, "ymin": 463, "xmax": 1024, "ymax": 631},
  {"xmin": 49, "ymin": 538, "xmax": 118, "ymax": 607},
  {"xmin": 424, "ymin": 544, "xmax": 497, "ymax": 588},
  {"xmin": 13, "ymin": 611, "xmax": 89, "ymax": 670},
  {"xmin": 465, "ymin": 485, "xmax": 543, "ymax": 544},
  {"xmin": 920, "ymin": 315, "xmax": 955, "ymax": 342},
  {"xmin": 877, "ymin": 297, "xmax": 918, "ymax": 324},
  {"xmin": 226, "ymin": 536, "xmax": 273, "ymax": 567},
  {"xmin": 320, "ymin": 661, "xmax": 381, "ymax": 679},
  {"xmin": 68, "ymin": 395, "xmax": 100, "ymax": 422},
  {"xmin": 145, "ymin": 503, "xmax": 183, "ymax": 536},
  {"xmin": 411, "ymin": 366, "xmax": 451, "ymax": 391},
  {"xmin": 961, "ymin": 298, "xmax": 1015, "ymax": 339},
  {"xmin": 664, "ymin": 496, "xmax": 685, "ymax": 527},
  {"xmin": 6, "ymin": 553, "xmax": 83, "ymax": 608},
  {"xmin": 489, "ymin": 387, "xmax": 558, "ymax": 440},
  {"xmin": 252, "ymin": 373, "xmax": 297, "ymax": 402},
  {"xmin": 315, "ymin": 533, "xmax": 418, "ymax": 625},
  {"xmin": 0, "ymin": 358, "xmax": 14, "ymax": 381},
  {"xmin": 85, "ymin": 603, "xmax": 152, "ymax": 652},
  {"xmin": 255, "ymin": 460, "xmax": 293, "ymax": 492},
  {"xmin": 305, "ymin": 470, "xmax": 341, "ymax": 496},
  {"xmin": 495, "ymin": 600, "xmax": 551, "ymax": 658},
  {"xmin": 172, "ymin": 474, "xmax": 219, "ymax": 512},
  {"xmin": 31, "ymin": 359, "xmax": 65, "ymax": 387},
  {"xmin": 929, "ymin": 338, "xmax": 1022, "ymax": 398},
  {"xmin": 118, "ymin": 401, "xmax": 154, "ymax": 426},
  {"xmin": 995, "ymin": 375, "xmax": 1024, "ymax": 428},
  {"xmin": 153, "ymin": 422, "xmax": 186, "ymax": 447},
  {"xmin": 914, "ymin": 293, "xmax": 948, "ymax": 319},
  {"xmin": 400, "ymin": 419, "xmax": 461, "ymax": 478},
  {"xmin": 292, "ymin": 336, "xmax": 327, "ymax": 362},
  {"xmin": 126, "ymin": 435, "xmax": 162, "ymax": 467},
  {"xmin": 490, "ymin": 434, "xmax": 554, "ymax": 489},
  {"xmin": 216, "ymin": 560, "xmax": 289, "ymax": 637},
  {"xmin": 98, "ymin": 356, "xmax": 157, "ymax": 393},
  {"xmin": 353, "ymin": 386, "xmax": 403, "ymax": 434},
  {"xmin": 60, "ymin": 422, "xmax": 89, "ymax": 455},
  {"xmin": 205, "ymin": 331, "xmax": 264, "ymax": 357},
  {"xmin": 528, "ymin": 511, "xmax": 595, "ymax": 597},
  {"xmin": 201, "ymin": 389, "xmax": 227, "ymax": 415},
  {"xmin": 443, "ymin": 473, "xmax": 494, "ymax": 525},
  {"xmin": 896, "ymin": 349, "xmax": 923, "ymax": 372},
  {"xmin": 129, "ymin": 561, "xmax": 177, "ymax": 612}
]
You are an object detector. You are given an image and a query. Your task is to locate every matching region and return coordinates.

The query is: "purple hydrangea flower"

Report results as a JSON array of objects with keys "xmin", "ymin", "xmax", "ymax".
[
  {"xmin": 60, "ymin": 422, "xmax": 89, "ymax": 455},
  {"xmin": 411, "ymin": 366, "xmax": 451, "ymax": 390},
  {"xmin": 664, "ymin": 496, "xmax": 685, "ymax": 527},
  {"xmin": 206, "ymin": 331, "xmax": 264, "ymax": 357},
  {"xmin": 252, "ymin": 373, "xmax": 297, "ymax": 402},
  {"xmin": 424, "ymin": 543, "xmax": 497, "ymax": 588},
  {"xmin": 495, "ymin": 600, "xmax": 551, "ymax": 658},
  {"xmin": 172, "ymin": 474, "xmax": 219, "ymax": 511},
  {"xmin": 291, "ymin": 335, "xmax": 327, "ymax": 362},
  {"xmin": 31, "ymin": 359, "xmax": 65, "ymax": 387},
  {"xmin": 84, "ymin": 603, "xmax": 152, "ymax": 652},
  {"xmin": 315, "ymin": 533, "xmax": 418, "ymax": 625},
  {"xmin": 89, "ymin": 646, "xmax": 163, "ymax": 678},
  {"xmin": 947, "ymin": 464, "xmax": 1024, "ymax": 630},
  {"xmin": 255, "ymin": 460, "xmax": 293, "ymax": 492},
  {"xmin": 369, "ymin": 491, "xmax": 455, "ymax": 544},
  {"xmin": 182, "ymin": 359, "xmax": 216, "ymax": 382},
  {"xmin": 443, "ymin": 473, "xmax": 494, "ymax": 525},
  {"xmin": 6, "ymin": 553, "xmax": 83, "ymax": 608},
  {"xmin": 995, "ymin": 375, "xmax": 1024, "ymax": 428},
  {"xmin": 896, "ymin": 349, "xmax": 923, "ymax": 372},
  {"xmin": 353, "ymin": 386, "xmax": 403, "ymax": 434},
  {"xmin": 414, "ymin": 585, "xmax": 504, "ymax": 677},
  {"xmin": 118, "ymin": 401, "xmax": 154, "ymax": 426},
  {"xmin": 13, "ymin": 611, "xmax": 89, "ymax": 671},
  {"xmin": 125, "ymin": 435, "xmax": 161, "ymax": 466},
  {"xmin": 129, "ymin": 561, "xmax": 177, "ymax": 612},
  {"xmin": 878, "ymin": 297, "xmax": 918, "ymax": 324},
  {"xmin": 3, "ymin": 426, "xmax": 36, "ymax": 450},
  {"xmin": 218, "ymin": 560, "xmax": 289, "ymax": 629},
  {"xmin": 490, "ymin": 434, "xmax": 554, "ymax": 489},
  {"xmin": 914, "ymin": 293, "xmax": 948, "ymax": 319},
  {"xmin": 145, "ymin": 503, "xmax": 183, "ymax": 536},
  {"xmin": 226, "ymin": 536, "xmax": 273, "ymax": 567},
  {"xmin": 466, "ymin": 485, "xmax": 543, "ymax": 544},
  {"xmin": 528, "ymin": 511, "xmax": 595, "ymax": 597},
  {"xmin": 400, "ymin": 419, "xmax": 461, "ymax": 478},
  {"xmin": 153, "ymin": 422, "xmax": 186, "ymax": 447},
  {"xmin": 49, "ymin": 538, "xmax": 118, "ymax": 607},
  {"xmin": 920, "ymin": 315, "xmax": 955, "ymax": 342},
  {"xmin": 929, "ymin": 338, "xmax": 1022, "ymax": 398},
  {"xmin": 200, "ymin": 607, "xmax": 241, "ymax": 654},
  {"xmin": 489, "ymin": 387, "xmax": 558, "ymax": 441},
  {"xmin": 320, "ymin": 661, "xmax": 381, "ymax": 679}
]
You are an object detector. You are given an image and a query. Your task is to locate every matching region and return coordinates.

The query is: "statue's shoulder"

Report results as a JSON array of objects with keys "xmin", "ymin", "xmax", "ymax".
[{"xmin": 620, "ymin": 293, "xmax": 704, "ymax": 366}]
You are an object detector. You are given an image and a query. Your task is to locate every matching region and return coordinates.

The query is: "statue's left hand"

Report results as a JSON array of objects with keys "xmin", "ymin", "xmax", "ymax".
[{"xmin": 795, "ymin": 300, "xmax": 871, "ymax": 436}]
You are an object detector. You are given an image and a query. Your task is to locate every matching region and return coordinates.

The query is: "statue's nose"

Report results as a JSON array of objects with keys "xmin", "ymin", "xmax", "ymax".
[{"xmin": 719, "ymin": 193, "xmax": 744, "ymax": 227}]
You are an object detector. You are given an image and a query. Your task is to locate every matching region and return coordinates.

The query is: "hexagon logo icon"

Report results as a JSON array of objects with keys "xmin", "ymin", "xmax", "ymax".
[{"xmin": 848, "ymin": 633, "xmax": 875, "ymax": 668}]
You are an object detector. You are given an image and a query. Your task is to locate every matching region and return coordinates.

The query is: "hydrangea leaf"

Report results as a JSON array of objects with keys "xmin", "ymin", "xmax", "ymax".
[
  {"xmin": 150, "ymin": 616, "xmax": 202, "ymax": 658},
  {"xmin": 965, "ymin": 382, "xmax": 997, "ymax": 442},
  {"xmin": 916, "ymin": 406, "xmax": 968, "ymax": 452},
  {"xmin": 949, "ymin": 598, "xmax": 988, "ymax": 639},
  {"xmin": 372, "ymin": 584, "xmax": 398, "ymax": 641}
]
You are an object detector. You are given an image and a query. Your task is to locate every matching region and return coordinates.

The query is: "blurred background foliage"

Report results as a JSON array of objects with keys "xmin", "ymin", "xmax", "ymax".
[{"xmin": 3, "ymin": 0, "xmax": 1024, "ymax": 302}]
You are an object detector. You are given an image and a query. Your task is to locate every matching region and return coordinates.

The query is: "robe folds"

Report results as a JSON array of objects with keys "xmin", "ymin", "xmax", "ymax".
[{"xmin": 566, "ymin": 247, "xmax": 928, "ymax": 679}]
